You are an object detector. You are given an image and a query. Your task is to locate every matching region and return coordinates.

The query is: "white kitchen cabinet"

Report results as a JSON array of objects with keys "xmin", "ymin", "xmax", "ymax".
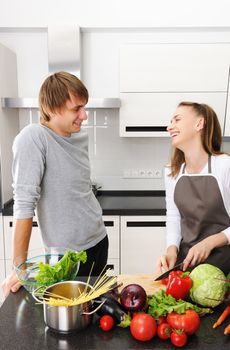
[
  {"xmin": 120, "ymin": 92, "xmax": 227, "ymax": 137},
  {"xmin": 225, "ymin": 89, "xmax": 230, "ymax": 136},
  {"xmin": 119, "ymin": 43, "xmax": 230, "ymax": 137},
  {"xmin": 0, "ymin": 43, "xmax": 19, "ymax": 205},
  {"xmin": 3, "ymin": 216, "xmax": 43, "ymax": 260},
  {"xmin": 120, "ymin": 43, "xmax": 230, "ymax": 93},
  {"xmin": 3, "ymin": 216, "xmax": 42, "ymax": 283},
  {"xmin": 0, "ymin": 215, "xmax": 5, "ymax": 304},
  {"xmin": 121, "ymin": 216, "xmax": 166, "ymax": 274},
  {"xmin": 0, "ymin": 215, "xmax": 4, "ymax": 260},
  {"xmin": 103, "ymin": 216, "xmax": 120, "ymax": 274}
]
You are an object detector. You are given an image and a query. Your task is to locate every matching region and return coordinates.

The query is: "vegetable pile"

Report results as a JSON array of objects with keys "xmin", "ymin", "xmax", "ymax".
[
  {"xmin": 97, "ymin": 265, "xmax": 230, "ymax": 345},
  {"xmin": 35, "ymin": 250, "xmax": 87, "ymax": 284},
  {"xmin": 96, "ymin": 272, "xmax": 207, "ymax": 347}
]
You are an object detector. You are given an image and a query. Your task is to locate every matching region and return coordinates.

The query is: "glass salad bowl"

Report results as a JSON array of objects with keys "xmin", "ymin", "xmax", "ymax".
[{"xmin": 14, "ymin": 247, "xmax": 86, "ymax": 293}]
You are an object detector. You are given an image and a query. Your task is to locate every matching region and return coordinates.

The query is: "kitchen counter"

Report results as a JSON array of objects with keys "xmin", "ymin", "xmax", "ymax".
[
  {"xmin": 0, "ymin": 287, "xmax": 229, "ymax": 350},
  {"xmin": 2, "ymin": 191, "xmax": 166, "ymax": 216}
]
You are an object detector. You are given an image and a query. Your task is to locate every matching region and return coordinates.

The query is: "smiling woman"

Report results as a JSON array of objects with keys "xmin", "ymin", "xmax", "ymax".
[{"xmin": 156, "ymin": 101, "xmax": 230, "ymax": 276}]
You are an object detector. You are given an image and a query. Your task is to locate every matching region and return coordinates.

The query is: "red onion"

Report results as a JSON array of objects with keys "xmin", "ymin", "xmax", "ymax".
[{"xmin": 120, "ymin": 284, "xmax": 147, "ymax": 312}]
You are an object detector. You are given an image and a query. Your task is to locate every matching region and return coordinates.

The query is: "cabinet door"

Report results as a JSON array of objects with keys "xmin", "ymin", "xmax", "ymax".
[
  {"xmin": 120, "ymin": 92, "xmax": 227, "ymax": 137},
  {"xmin": 103, "ymin": 216, "xmax": 119, "ymax": 259},
  {"xmin": 225, "ymin": 90, "xmax": 230, "ymax": 136},
  {"xmin": 121, "ymin": 216, "xmax": 166, "ymax": 274},
  {"xmin": 103, "ymin": 216, "xmax": 120, "ymax": 274},
  {"xmin": 106, "ymin": 259, "xmax": 120, "ymax": 276},
  {"xmin": 0, "ymin": 215, "xmax": 5, "ymax": 303},
  {"xmin": 3, "ymin": 216, "xmax": 43, "ymax": 260},
  {"xmin": 120, "ymin": 44, "xmax": 230, "ymax": 92}
]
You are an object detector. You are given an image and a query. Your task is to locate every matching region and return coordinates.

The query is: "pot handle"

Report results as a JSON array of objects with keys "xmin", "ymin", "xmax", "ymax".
[
  {"xmin": 82, "ymin": 299, "xmax": 106, "ymax": 315},
  {"xmin": 32, "ymin": 286, "xmax": 46, "ymax": 304}
]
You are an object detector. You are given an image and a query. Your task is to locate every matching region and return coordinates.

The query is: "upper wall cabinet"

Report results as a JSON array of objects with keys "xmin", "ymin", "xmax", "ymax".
[
  {"xmin": 120, "ymin": 92, "xmax": 227, "ymax": 137},
  {"xmin": 119, "ymin": 43, "xmax": 230, "ymax": 137},
  {"xmin": 120, "ymin": 43, "xmax": 230, "ymax": 92}
]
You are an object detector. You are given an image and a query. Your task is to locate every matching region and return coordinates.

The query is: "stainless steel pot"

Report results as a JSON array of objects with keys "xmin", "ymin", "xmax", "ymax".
[{"xmin": 33, "ymin": 281, "xmax": 102, "ymax": 333}]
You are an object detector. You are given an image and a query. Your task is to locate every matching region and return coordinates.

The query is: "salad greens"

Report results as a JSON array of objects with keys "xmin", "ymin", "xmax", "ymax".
[
  {"xmin": 35, "ymin": 250, "xmax": 87, "ymax": 284},
  {"xmin": 147, "ymin": 290, "xmax": 212, "ymax": 318}
]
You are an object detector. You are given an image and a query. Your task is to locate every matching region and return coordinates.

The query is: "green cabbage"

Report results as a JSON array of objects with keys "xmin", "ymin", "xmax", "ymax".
[{"xmin": 189, "ymin": 264, "xmax": 227, "ymax": 307}]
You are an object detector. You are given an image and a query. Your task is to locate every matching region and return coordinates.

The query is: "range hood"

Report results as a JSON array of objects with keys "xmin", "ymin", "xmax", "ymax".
[{"xmin": 2, "ymin": 25, "xmax": 120, "ymax": 110}]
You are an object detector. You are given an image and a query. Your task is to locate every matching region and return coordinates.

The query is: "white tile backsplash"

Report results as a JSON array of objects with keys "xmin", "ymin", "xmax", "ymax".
[
  {"xmin": 19, "ymin": 110, "xmax": 230, "ymax": 191},
  {"xmin": 86, "ymin": 109, "xmax": 171, "ymax": 190}
]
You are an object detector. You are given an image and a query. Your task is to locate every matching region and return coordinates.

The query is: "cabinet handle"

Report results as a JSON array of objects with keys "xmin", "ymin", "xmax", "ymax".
[
  {"xmin": 126, "ymin": 126, "xmax": 167, "ymax": 132},
  {"xmin": 104, "ymin": 221, "xmax": 114, "ymax": 227},
  {"xmin": 106, "ymin": 264, "xmax": 114, "ymax": 270},
  {"xmin": 126, "ymin": 221, "xmax": 166, "ymax": 227},
  {"xmin": 9, "ymin": 221, "xmax": 38, "ymax": 227}
]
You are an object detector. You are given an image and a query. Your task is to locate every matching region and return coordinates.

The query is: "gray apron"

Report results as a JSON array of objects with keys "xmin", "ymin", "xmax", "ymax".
[{"xmin": 174, "ymin": 156, "xmax": 230, "ymax": 275}]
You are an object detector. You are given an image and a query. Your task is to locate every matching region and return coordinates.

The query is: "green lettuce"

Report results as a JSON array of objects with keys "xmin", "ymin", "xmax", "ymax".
[
  {"xmin": 147, "ymin": 289, "xmax": 212, "ymax": 318},
  {"xmin": 35, "ymin": 250, "xmax": 87, "ymax": 284}
]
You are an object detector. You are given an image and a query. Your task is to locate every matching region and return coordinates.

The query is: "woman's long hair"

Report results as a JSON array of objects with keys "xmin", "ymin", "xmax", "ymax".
[{"xmin": 170, "ymin": 101, "xmax": 224, "ymax": 177}]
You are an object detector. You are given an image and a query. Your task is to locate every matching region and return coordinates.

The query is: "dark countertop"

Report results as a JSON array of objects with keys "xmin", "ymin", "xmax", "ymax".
[
  {"xmin": 0, "ymin": 287, "xmax": 229, "ymax": 350},
  {"xmin": 2, "ymin": 191, "xmax": 166, "ymax": 216}
]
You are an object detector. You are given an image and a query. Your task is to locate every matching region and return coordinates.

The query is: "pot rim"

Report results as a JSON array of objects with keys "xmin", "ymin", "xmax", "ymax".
[{"xmin": 33, "ymin": 280, "xmax": 94, "ymax": 306}]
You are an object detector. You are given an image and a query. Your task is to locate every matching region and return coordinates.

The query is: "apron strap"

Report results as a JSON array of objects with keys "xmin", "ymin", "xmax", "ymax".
[
  {"xmin": 208, "ymin": 154, "xmax": 212, "ymax": 173},
  {"xmin": 182, "ymin": 163, "xmax": 186, "ymax": 174},
  {"xmin": 182, "ymin": 155, "xmax": 212, "ymax": 174}
]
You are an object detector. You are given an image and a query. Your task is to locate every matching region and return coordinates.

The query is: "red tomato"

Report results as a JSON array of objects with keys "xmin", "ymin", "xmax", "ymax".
[
  {"xmin": 130, "ymin": 313, "xmax": 157, "ymax": 342},
  {"xmin": 157, "ymin": 323, "xmax": 172, "ymax": 340},
  {"xmin": 157, "ymin": 316, "xmax": 167, "ymax": 325},
  {"xmin": 170, "ymin": 330, "xmax": 188, "ymax": 347},
  {"xmin": 167, "ymin": 309, "xmax": 200, "ymax": 335},
  {"xmin": 99, "ymin": 315, "xmax": 115, "ymax": 331}
]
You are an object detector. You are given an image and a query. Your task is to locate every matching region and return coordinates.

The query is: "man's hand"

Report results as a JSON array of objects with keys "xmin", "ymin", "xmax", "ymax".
[{"xmin": 1, "ymin": 270, "xmax": 21, "ymax": 298}]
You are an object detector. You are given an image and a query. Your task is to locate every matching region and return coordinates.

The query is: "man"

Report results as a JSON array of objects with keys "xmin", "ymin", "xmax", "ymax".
[{"xmin": 2, "ymin": 72, "xmax": 108, "ymax": 297}]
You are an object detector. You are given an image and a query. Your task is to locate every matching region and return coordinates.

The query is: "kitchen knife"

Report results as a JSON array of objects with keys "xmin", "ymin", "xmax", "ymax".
[{"xmin": 154, "ymin": 262, "xmax": 184, "ymax": 281}]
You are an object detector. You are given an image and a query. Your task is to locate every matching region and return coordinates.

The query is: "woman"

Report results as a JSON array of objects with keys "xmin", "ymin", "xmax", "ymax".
[{"xmin": 157, "ymin": 101, "xmax": 230, "ymax": 275}]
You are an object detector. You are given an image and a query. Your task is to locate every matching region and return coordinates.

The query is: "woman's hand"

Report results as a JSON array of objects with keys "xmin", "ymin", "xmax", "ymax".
[
  {"xmin": 182, "ymin": 232, "xmax": 228, "ymax": 271},
  {"xmin": 156, "ymin": 245, "xmax": 178, "ymax": 275},
  {"xmin": 1, "ymin": 270, "xmax": 21, "ymax": 298}
]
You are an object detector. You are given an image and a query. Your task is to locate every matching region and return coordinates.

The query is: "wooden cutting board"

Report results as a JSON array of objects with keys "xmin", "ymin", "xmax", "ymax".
[{"xmin": 117, "ymin": 274, "xmax": 164, "ymax": 295}]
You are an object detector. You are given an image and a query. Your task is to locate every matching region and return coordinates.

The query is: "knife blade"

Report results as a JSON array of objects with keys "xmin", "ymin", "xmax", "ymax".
[{"xmin": 154, "ymin": 262, "xmax": 184, "ymax": 281}]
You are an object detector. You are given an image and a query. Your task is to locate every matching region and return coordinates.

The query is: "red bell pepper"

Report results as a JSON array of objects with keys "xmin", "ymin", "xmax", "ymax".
[{"xmin": 166, "ymin": 270, "xmax": 193, "ymax": 300}]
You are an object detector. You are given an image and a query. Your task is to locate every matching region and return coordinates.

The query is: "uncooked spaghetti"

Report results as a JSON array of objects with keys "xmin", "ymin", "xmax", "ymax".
[{"xmin": 38, "ymin": 268, "xmax": 117, "ymax": 307}]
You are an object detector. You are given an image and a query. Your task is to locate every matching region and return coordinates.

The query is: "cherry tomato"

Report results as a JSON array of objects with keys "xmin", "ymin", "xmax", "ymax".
[
  {"xmin": 156, "ymin": 316, "xmax": 167, "ymax": 325},
  {"xmin": 99, "ymin": 315, "xmax": 115, "ymax": 331},
  {"xmin": 170, "ymin": 330, "xmax": 188, "ymax": 347},
  {"xmin": 130, "ymin": 313, "xmax": 157, "ymax": 342},
  {"xmin": 167, "ymin": 309, "xmax": 200, "ymax": 335},
  {"xmin": 157, "ymin": 323, "xmax": 172, "ymax": 340}
]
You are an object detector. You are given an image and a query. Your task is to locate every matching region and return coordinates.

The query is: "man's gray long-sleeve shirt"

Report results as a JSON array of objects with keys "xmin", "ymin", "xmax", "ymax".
[{"xmin": 12, "ymin": 123, "xmax": 106, "ymax": 251}]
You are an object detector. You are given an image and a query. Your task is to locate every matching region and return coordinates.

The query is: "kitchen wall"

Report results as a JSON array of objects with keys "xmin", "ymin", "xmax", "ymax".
[{"xmin": 1, "ymin": 1, "xmax": 230, "ymax": 191}]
